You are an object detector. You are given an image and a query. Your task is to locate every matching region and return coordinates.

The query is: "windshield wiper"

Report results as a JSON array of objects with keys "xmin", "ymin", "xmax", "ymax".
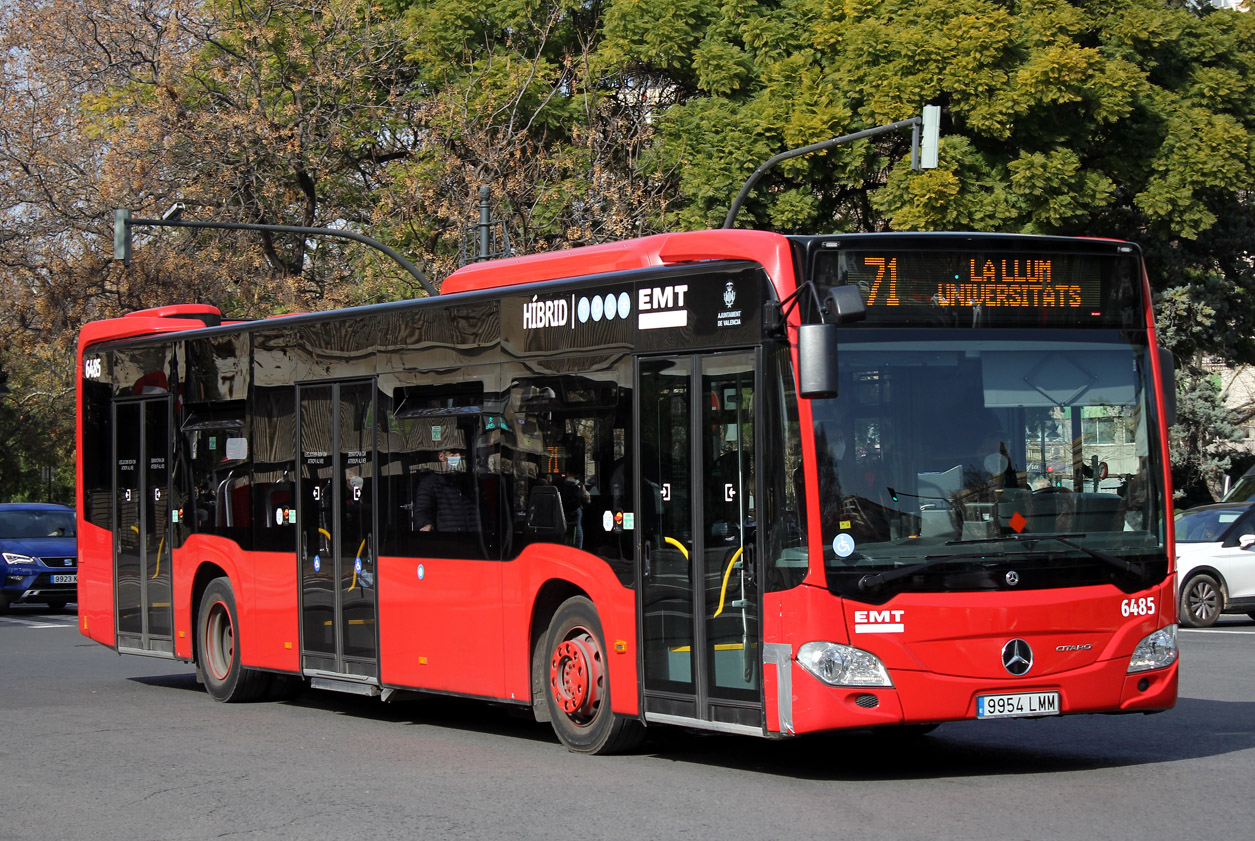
[
  {"xmin": 946, "ymin": 532, "xmax": 1141, "ymax": 576},
  {"xmin": 857, "ymin": 552, "xmax": 991, "ymax": 591},
  {"xmin": 857, "ymin": 533, "xmax": 1142, "ymax": 592}
]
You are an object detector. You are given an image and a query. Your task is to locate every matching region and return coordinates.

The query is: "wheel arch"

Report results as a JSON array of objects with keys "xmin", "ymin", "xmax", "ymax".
[
  {"xmin": 190, "ymin": 561, "xmax": 230, "ymax": 665},
  {"xmin": 529, "ymin": 579, "xmax": 589, "ymax": 722}
]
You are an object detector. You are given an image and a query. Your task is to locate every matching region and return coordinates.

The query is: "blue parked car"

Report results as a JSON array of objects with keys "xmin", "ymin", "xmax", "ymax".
[{"xmin": 0, "ymin": 503, "xmax": 77, "ymax": 612}]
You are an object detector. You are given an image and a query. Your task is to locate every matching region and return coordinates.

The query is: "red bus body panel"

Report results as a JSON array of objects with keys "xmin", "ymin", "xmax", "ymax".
[
  {"xmin": 500, "ymin": 547, "xmax": 638, "ymax": 715},
  {"xmin": 378, "ymin": 555, "xmax": 506, "ymax": 698},
  {"xmin": 376, "ymin": 547, "xmax": 637, "ymax": 713},
  {"xmin": 76, "ymin": 522, "xmax": 115, "ymax": 645},
  {"xmin": 442, "ymin": 229, "xmax": 796, "ymax": 296},
  {"xmin": 765, "ymin": 578, "xmax": 1177, "ymax": 735}
]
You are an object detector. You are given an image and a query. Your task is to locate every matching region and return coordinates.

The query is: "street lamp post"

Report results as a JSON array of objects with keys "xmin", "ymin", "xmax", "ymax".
[{"xmin": 114, "ymin": 210, "xmax": 438, "ymax": 297}]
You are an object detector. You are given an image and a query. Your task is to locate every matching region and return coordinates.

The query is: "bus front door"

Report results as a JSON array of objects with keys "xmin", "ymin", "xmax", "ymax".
[
  {"xmin": 638, "ymin": 352, "xmax": 762, "ymax": 733},
  {"xmin": 113, "ymin": 397, "xmax": 174, "ymax": 656},
  {"xmin": 298, "ymin": 381, "xmax": 379, "ymax": 682}
]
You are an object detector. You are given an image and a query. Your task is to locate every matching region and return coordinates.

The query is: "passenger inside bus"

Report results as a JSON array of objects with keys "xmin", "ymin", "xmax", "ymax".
[{"xmin": 414, "ymin": 448, "xmax": 478, "ymax": 532}]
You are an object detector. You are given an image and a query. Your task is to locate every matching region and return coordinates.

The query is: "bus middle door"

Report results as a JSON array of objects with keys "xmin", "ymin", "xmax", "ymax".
[{"xmin": 298, "ymin": 381, "xmax": 379, "ymax": 684}]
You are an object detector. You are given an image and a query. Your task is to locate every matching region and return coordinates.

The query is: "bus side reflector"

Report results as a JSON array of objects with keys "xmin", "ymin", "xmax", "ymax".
[
  {"xmin": 284, "ymin": 642, "xmax": 292, "ymax": 649},
  {"xmin": 614, "ymin": 641, "xmax": 627, "ymax": 653},
  {"xmin": 419, "ymin": 657, "xmax": 428, "ymax": 665}
]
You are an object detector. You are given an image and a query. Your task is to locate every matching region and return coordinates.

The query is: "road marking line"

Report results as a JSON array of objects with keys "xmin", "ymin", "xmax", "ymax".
[{"xmin": 0, "ymin": 618, "xmax": 76, "ymax": 628}]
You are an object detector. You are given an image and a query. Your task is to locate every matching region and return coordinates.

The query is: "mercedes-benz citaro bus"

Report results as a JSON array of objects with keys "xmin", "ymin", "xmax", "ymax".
[{"xmin": 76, "ymin": 229, "xmax": 1178, "ymax": 753}]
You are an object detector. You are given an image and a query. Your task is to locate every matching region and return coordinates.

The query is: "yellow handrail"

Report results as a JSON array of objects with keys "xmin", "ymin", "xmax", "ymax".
[
  {"xmin": 664, "ymin": 536, "xmax": 690, "ymax": 560},
  {"xmin": 151, "ymin": 535, "xmax": 165, "ymax": 579},
  {"xmin": 712, "ymin": 547, "xmax": 744, "ymax": 618},
  {"xmin": 348, "ymin": 538, "xmax": 366, "ymax": 591}
]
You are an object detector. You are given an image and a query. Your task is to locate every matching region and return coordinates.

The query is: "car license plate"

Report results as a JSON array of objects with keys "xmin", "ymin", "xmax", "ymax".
[
  {"xmin": 976, "ymin": 691, "xmax": 1060, "ymax": 719},
  {"xmin": 51, "ymin": 574, "xmax": 77, "ymax": 584}
]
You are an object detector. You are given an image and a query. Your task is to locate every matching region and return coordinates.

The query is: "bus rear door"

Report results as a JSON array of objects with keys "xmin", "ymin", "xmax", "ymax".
[{"xmin": 113, "ymin": 396, "xmax": 174, "ymax": 655}]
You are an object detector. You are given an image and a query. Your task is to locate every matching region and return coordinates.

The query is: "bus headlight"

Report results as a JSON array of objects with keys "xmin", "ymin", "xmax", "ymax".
[
  {"xmin": 797, "ymin": 641, "xmax": 893, "ymax": 687},
  {"xmin": 1128, "ymin": 625, "xmax": 1178, "ymax": 673}
]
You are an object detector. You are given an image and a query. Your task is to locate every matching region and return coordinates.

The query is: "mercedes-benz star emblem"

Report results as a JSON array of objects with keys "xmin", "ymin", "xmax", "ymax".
[
  {"xmin": 1002, "ymin": 639, "xmax": 1033, "ymax": 676},
  {"xmin": 1006, "ymin": 570, "xmax": 1020, "ymax": 586}
]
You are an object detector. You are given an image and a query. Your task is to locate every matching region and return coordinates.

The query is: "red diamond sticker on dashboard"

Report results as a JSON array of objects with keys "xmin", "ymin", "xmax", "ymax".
[{"xmin": 1009, "ymin": 511, "xmax": 1027, "ymax": 533}]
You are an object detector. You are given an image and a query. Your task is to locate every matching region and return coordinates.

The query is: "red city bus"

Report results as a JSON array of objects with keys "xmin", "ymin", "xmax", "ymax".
[{"xmin": 76, "ymin": 229, "xmax": 1179, "ymax": 753}]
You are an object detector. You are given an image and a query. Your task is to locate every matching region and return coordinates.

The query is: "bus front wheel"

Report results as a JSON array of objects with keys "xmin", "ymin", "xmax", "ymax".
[
  {"xmin": 544, "ymin": 596, "xmax": 643, "ymax": 754},
  {"xmin": 197, "ymin": 577, "xmax": 271, "ymax": 702}
]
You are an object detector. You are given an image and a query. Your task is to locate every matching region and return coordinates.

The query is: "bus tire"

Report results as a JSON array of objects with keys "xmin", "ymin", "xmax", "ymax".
[
  {"xmin": 197, "ymin": 577, "xmax": 271, "ymax": 702},
  {"xmin": 543, "ymin": 596, "xmax": 643, "ymax": 754},
  {"xmin": 1179, "ymin": 573, "xmax": 1222, "ymax": 628}
]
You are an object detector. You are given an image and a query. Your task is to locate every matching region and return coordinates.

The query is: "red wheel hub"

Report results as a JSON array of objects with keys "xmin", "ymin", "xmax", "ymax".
[{"xmin": 549, "ymin": 632, "xmax": 603, "ymax": 719}]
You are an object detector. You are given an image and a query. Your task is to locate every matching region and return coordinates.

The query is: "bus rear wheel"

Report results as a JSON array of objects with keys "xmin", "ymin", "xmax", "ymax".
[
  {"xmin": 197, "ymin": 577, "xmax": 271, "ymax": 702},
  {"xmin": 544, "ymin": 597, "xmax": 643, "ymax": 754}
]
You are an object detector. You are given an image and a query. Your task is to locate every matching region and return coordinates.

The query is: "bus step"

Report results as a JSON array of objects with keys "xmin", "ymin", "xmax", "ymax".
[{"xmin": 310, "ymin": 676, "xmax": 382, "ymax": 697}]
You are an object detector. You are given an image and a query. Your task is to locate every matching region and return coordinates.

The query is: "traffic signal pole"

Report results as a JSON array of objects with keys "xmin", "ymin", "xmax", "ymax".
[
  {"xmin": 722, "ymin": 105, "xmax": 941, "ymax": 230},
  {"xmin": 113, "ymin": 209, "xmax": 438, "ymax": 297}
]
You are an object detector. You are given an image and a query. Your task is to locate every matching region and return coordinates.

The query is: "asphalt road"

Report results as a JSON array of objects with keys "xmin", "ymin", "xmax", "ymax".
[{"xmin": 2, "ymin": 604, "xmax": 1252, "ymax": 841}]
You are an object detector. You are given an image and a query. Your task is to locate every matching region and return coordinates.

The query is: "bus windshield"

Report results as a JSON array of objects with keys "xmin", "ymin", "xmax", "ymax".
[{"xmin": 806, "ymin": 328, "xmax": 1168, "ymax": 600}]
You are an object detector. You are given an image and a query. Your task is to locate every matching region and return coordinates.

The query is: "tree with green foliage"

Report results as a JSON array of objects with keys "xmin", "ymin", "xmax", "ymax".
[
  {"xmin": 1170, "ymin": 367, "xmax": 1246, "ymax": 506},
  {"xmin": 608, "ymin": 0, "xmax": 1254, "ymax": 501}
]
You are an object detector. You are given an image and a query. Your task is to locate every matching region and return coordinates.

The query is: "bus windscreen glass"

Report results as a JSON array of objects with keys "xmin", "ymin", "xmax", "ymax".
[{"xmin": 805, "ymin": 329, "xmax": 1169, "ymax": 601}]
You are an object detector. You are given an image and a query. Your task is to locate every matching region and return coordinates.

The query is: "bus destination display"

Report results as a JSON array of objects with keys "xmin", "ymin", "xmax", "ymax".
[{"xmin": 848, "ymin": 253, "xmax": 1104, "ymax": 311}]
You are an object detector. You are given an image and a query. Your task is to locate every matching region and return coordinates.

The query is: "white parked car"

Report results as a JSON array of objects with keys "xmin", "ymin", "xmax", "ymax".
[{"xmin": 1175, "ymin": 502, "xmax": 1255, "ymax": 627}]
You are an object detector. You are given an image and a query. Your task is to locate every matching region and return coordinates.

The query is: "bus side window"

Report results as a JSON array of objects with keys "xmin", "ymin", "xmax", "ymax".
[
  {"xmin": 504, "ymin": 371, "xmax": 633, "ymax": 583},
  {"xmin": 378, "ymin": 383, "xmax": 497, "ymax": 560},
  {"xmin": 765, "ymin": 346, "xmax": 807, "ymax": 591},
  {"xmin": 182, "ymin": 409, "xmax": 253, "ymax": 550},
  {"xmin": 251, "ymin": 386, "xmax": 297, "ymax": 551}
]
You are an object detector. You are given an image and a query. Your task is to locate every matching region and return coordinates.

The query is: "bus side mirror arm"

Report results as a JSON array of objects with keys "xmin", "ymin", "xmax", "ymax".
[{"xmin": 785, "ymin": 285, "xmax": 866, "ymax": 400}]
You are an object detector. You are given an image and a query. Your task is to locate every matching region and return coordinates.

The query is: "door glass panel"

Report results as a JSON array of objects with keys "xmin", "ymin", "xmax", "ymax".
[
  {"xmin": 144, "ymin": 401, "xmax": 172, "ymax": 638},
  {"xmin": 299, "ymin": 382, "xmax": 378, "ymax": 674},
  {"xmin": 115, "ymin": 402, "xmax": 142, "ymax": 637},
  {"xmin": 640, "ymin": 358, "xmax": 694, "ymax": 693},
  {"xmin": 300, "ymin": 386, "xmax": 336, "ymax": 664},
  {"xmin": 339, "ymin": 383, "xmax": 376, "ymax": 663},
  {"xmin": 702, "ymin": 354, "xmax": 759, "ymax": 699}
]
